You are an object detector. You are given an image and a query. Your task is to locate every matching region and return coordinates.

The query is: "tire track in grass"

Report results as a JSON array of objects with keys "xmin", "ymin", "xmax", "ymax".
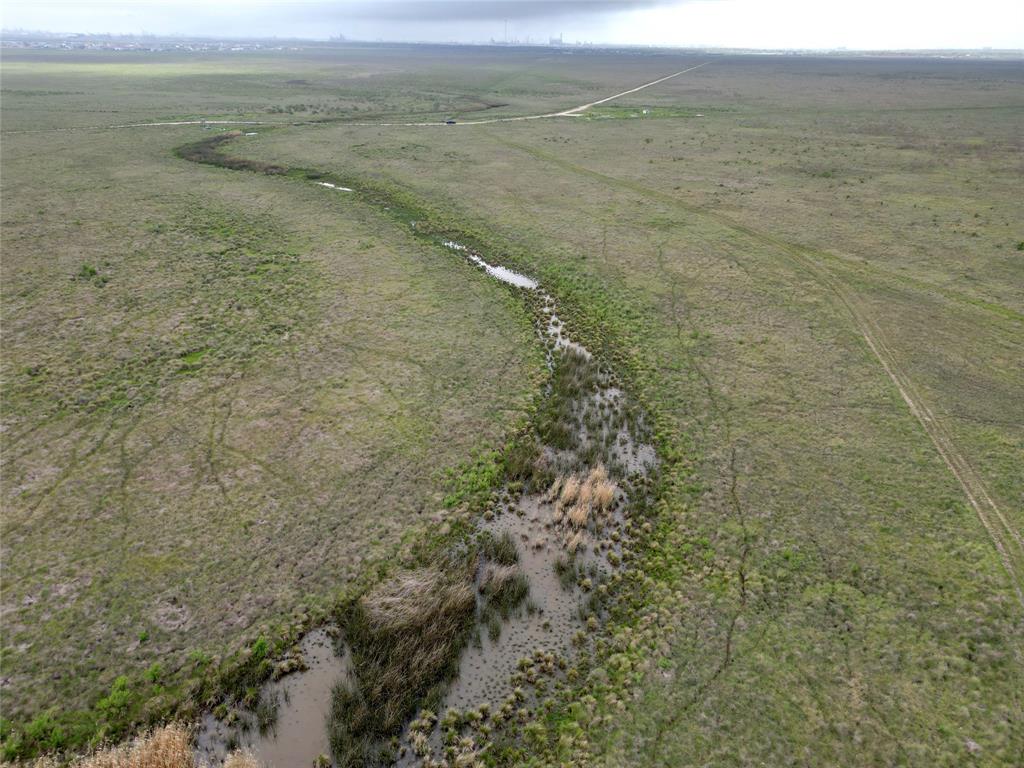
[{"xmin": 489, "ymin": 134, "xmax": 1024, "ymax": 609}]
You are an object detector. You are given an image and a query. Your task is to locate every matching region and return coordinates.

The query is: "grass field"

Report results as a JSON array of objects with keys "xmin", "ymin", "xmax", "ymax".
[
  {"xmin": 2, "ymin": 44, "xmax": 1022, "ymax": 765},
  {"xmin": 1, "ymin": 47, "xmax": 547, "ymax": 755}
]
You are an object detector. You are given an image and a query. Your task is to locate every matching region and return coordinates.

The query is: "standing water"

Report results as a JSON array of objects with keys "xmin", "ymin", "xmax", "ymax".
[{"xmin": 195, "ymin": 629, "xmax": 349, "ymax": 766}]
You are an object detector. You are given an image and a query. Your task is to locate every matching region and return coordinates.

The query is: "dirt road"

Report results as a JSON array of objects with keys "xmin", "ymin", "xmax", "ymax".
[{"xmin": 1, "ymin": 63, "xmax": 709, "ymax": 133}]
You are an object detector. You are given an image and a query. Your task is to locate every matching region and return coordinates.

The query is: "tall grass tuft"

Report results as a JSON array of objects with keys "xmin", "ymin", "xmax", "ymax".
[
  {"xmin": 577, "ymin": 479, "xmax": 593, "ymax": 509},
  {"xmin": 479, "ymin": 530, "xmax": 519, "ymax": 567},
  {"xmin": 27, "ymin": 724, "xmax": 260, "ymax": 768},
  {"xmin": 554, "ymin": 554, "xmax": 577, "ymax": 589},
  {"xmin": 568, "ymin": 501, "xmax": 590, "ymax": 528},
  {"xmin": 479, "ymin": 564, "xmax": 530, "ymax": 618},
  {"xmin": 593, "ymin": 479, "xmax": 617, "ymax": 512},
  {"xmin": 586, "ymin": 464, "xmax": 608, "ymax": 487},
  {"xmin": 566, "ymin": 531, "xmax": 585, "ymax": 554},
  {"xmin": 559, "ymin": 476, "xmax": 581, "ymax": 507},
  {"xmin": 544, "ymin": 474, "xmax": 564, "ymax": 504},
  {"xmin": 329, "ymin": 567, "xmax": 476, "ymax": 766},
  {"xmin": 553, "ymin": 464, "xmax": 617, "ymax": 536}
]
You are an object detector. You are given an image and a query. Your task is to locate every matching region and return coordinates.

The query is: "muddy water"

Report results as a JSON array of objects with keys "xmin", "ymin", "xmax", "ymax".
[
  {"xmin": 195, "ymin": 629, "xmax": 349, "ymax": 767},
  {"xmin": 443, "ymin": 496, "xmax": 579, "ymax": 710},
  {"xmin": 196, "ymin": 214, "xmax": 653, "ymax": 768}
]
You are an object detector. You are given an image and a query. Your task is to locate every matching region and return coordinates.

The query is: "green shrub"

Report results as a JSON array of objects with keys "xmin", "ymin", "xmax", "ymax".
[{"xmin": 96, "ymin": 677, "xmax": 133, "ymax": 722}]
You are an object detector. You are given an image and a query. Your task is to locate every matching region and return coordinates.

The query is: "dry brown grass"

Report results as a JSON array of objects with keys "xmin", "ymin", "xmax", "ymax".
[
  {"xmin": 587, "ymin": 465, "xmax": 616, "ymax": 512},
  {"xmin": 577, "ymin": 480, "xmax": 593, "ymax": 509},
  {"xmin": 568, "ymin": 501, "xmax": 590, "ymax": 529},
  {"xmin": 23, "ymin": 724, "xmax": 261, "ymax": 768},
  {"xmin": 593, "ymin": 479, "xmax": 617, "ymax": 512},
  {"xmin": 566, "ymin": 531, "xmax": 585, "ymax": 554},
  {"xmin": 222, "ymin": 752, "xmax": 260, "ymax": 768},
  {"xmin": 480, "ymin": 564, "xmax": 521, "ymax": 594},
  {"xmin": 76, "ymin": 725, "xmax": 191, "ymax": 768},
  {"xmin": 559, "ymin": 476, "xmax": 581, "ymax": 506},
  {"xmin": 586, "ymin": 464, "xmax": 608, "ymax": 487},
  {"xmin": 359, "ymin": 568, "xmax": 474, "ymax": 635},
  {"xmin": 553, "ymin": 465, "xmax": 616, "ymax": 534},
  {"xmin": 544, "ymin": 474, "xmax": 564, "ymax": 503}
]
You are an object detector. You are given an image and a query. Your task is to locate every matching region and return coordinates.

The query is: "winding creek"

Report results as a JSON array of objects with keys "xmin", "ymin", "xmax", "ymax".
[{"xmin": 193, "ymin": 157, "xmax": 656, "ymax": 767}]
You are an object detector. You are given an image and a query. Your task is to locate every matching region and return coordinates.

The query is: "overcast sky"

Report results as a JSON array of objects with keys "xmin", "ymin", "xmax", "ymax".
[{"xmin": 3, "ymin": 0, "xmax": 1023, "ymax": 49}]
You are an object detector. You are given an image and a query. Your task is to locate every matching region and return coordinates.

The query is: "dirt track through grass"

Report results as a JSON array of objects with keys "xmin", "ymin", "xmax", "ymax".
[
  {"xmin": 2, "ymin": 62, "xmax": 710, "ymax": 133},
  {"xmin": 485, "ymin": 131, "xmax": 1024, "ymax": 610}
]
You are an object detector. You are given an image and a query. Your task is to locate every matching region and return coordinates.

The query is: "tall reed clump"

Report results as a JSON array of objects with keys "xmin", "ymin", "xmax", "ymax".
[
  {"xmin": 587, "ymin": 465, "xmax": 617, "ymax": 513},
  {"xmin": 560, "ymin": 476, "xmax": 581, "ymax": 507},
  {"xmin": 479, "ymin": 530, "xmax": 519, "ymax": 567},
  {"xmin": 27, "ymin": 724, "xmax": 259, "ymax": 768},
  {"xmin": 479, "ymin": 564, "xmax": 530, "ymax": 618},
  {"xmin": 553, "ymin": 465, "xmax": 616, "ymax": 526},
  {"xmin": 329, "ymin": 567, "xmax": 476, "ymax": 767}
]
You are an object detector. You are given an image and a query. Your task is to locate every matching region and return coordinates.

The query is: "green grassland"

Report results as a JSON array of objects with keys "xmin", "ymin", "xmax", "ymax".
[
  {"xmin": 0, "ymin": 45, "xmax": 698, "ymax": 131},
  {"xmin": 225, "ymin": 53, "xmax": 1024, "ymax": 766},
  {"xmin": 1, "ymin": 50, "xmax": 547, "ymax": 755},
  {"xmin": 2, "ymin": 45, "xmax": 1023, "ymax": 765}
]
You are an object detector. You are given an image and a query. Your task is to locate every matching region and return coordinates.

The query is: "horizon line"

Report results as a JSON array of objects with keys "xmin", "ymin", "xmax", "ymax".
[{"xmin": 2, "ymin": 29, "xmax": 1023, "ymax": 56}]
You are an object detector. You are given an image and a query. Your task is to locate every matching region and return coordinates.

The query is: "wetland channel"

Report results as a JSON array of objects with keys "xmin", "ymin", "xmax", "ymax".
[{"xmin": 185, "ymin": 139, "xmax": 656, "ymax": 767}]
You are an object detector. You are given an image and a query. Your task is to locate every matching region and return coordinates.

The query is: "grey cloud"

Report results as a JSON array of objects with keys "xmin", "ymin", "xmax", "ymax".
[
  {"xmin": 309, "ymin": 1, "xmax": 677, "ymax": 23},
  {"xmin": 1, "ymin": 0, "xmax": 696, "ymax": 41}
]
